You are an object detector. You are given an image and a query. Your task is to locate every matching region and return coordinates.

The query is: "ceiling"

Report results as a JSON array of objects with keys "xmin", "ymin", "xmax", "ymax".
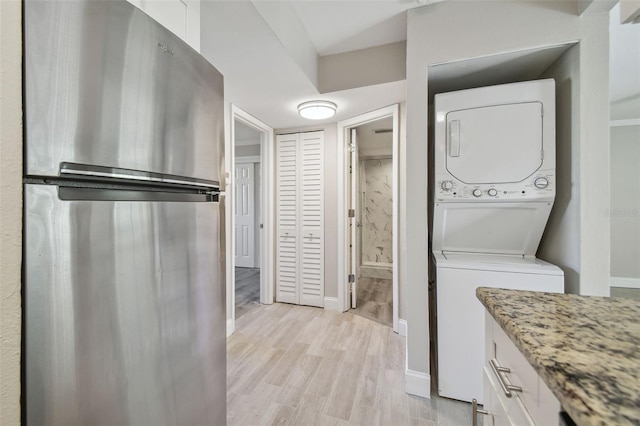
[
  {"xmin": 200, "ymin": 1, "xmax": 638, "ymax": 131},
  {"xmin": 290, "ymin": 1, "xmax": 415, "ymax": 56},
  {"xmin": 200, "ymin": 0, "xmax": 417, "ymax": 129}
]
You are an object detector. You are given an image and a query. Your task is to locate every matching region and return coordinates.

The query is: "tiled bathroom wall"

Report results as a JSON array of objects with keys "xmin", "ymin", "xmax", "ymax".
[{"xmin": 360, "ymin": 158, "xmax": 393, "ymax": 279}]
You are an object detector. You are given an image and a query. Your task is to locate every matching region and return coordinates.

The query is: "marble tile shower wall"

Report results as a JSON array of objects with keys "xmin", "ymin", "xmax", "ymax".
[{"xmin": 361, "ymin": 158, "xmax": 393, "ymax": 267}]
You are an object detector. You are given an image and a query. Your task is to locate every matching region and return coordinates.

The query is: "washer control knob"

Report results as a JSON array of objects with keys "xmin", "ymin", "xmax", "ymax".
[
  {"xmin": 441, "ymin": 180, "xmax": 454, "ymax": 191},
  {"xmin": 488, "ymin": 188, "xmax": 498, "ymax": 197},
  {"xmin": 534, "ymin": 177, "xmax": 549, "ymax": 189},
  {"xmin": 472, "ymin": 189, "xmax": 482, "ymax": 197}
]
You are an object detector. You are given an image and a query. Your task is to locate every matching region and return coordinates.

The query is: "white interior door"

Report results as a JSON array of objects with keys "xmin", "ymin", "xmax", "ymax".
[
  {"xmin": 276, "ymin": 135, "xmax": 299, "ymax": 304},
  {"xmin": 300, "ymin": 132, "xmax": 325, "ymax": 308},
  {"xmin": 350, "ymin": 129, "xmax": 358, "ymax": 308},
  {"xmin": 235, "ymin": 163, "xmax": 255, "ymax": 268}
]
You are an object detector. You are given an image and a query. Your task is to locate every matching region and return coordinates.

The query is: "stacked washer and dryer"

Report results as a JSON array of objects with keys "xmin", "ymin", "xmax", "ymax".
[{"xmin": 432, "ymin": 79, "xmax": 564, "ymax": 404}]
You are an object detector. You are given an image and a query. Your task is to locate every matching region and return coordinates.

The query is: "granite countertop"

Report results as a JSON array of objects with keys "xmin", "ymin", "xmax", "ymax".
[{"xmin": 476, "ymin": 287, "xmax": 640, "ymax": 426}]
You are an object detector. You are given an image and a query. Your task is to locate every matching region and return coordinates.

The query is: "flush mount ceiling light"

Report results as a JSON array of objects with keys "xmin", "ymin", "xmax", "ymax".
[{"xmin": 298, "ymin": 100, "xmax": 337, "ymax": 120}]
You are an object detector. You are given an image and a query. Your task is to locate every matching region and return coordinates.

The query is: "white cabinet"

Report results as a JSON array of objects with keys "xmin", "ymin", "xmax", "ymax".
[
  {"xmin": 475, "ymin": 312, "xmax": 561, "ymax": 426},
  {"xmin": 276, "ymin": 132, "xmax": 324, "ymax": 307},
  {"xmin": 127, "ymin": 0, "xmax": 201, "ymax": 52}
]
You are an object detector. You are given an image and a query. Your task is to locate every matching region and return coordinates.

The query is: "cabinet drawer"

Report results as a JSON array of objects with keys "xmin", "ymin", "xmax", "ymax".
[
  {"xmin": 484, "ymin": 367, "xmax": 534, "ymax": 426},
  {"xmin": 486, "ymin": 313, "xmax": 561, "ymax": 425},
  {"xmin": 491, "ymin": 319, "xmax": 539, "ymax": 417}
]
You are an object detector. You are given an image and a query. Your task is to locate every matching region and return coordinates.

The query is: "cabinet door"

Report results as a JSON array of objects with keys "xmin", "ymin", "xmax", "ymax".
[
  {"xmin": 299, "ymin": 132, "xmax": 324, "ymax": 307},
  {"xmin": 127, "ymin": 0, "xmax": 201, "ymax": 51},
  {"xmin": 276, "ymin": 134, "xmax": 299, "ymax": 304}
]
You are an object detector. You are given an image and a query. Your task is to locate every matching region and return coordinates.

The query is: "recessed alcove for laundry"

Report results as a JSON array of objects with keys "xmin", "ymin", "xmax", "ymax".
[
  {"xmin": 426, "ymin": 41, "xmax": 581, "ymax": 273},
  {"xmin": 427, "ymin": 42, "xmax": 576, "ymax": 96}
]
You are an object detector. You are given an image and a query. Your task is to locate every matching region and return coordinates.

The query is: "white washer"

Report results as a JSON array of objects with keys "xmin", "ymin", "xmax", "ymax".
[
  {"xmin": 432, "ymin": 79, "xmax": 564, "ymax": 404},
  {"xmin": 434, "ymin": 252, "xmax": 563, "ymax": 404}
]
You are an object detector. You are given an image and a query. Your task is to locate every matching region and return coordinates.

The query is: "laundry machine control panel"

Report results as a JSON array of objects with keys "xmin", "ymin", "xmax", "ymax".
[{"xmin": 435, "ymin": 170, "xmax": 555, "ymax": 202}]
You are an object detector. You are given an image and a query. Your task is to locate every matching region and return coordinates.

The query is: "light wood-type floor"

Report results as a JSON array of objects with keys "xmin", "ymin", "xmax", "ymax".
[
  {"xmin": 236, "ymin": 267, "xmax": 261, "ymax": 319},
  {"xmin": 227, "ymin": 302, "xmax": 474, "ymax": 425},
  {"xmin": 611, "ymin": 286, "xmax": 640, "ymax": 301},
  {"xmin": 351, "ymin": 278, "xmax": 393, "ymax": 327}
]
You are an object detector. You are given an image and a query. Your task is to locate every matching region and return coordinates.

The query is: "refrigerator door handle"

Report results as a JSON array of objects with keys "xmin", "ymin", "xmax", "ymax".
[
  {"xmin": 58, "ymin": 187, "xmax": 216, "ymax": 203},
  {"xmin": 60, "ymin": 162, "xmax": 220, "ymax": 190}
]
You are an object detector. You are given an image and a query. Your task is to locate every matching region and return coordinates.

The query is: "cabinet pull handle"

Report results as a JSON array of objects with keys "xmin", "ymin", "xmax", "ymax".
[
  {"xmin": 472, "ymin": 399, "xmax": 489, "ymax": 426},
  {"xmin": 490, "ymin": 358, "xmax": 523, "ymax": 398}
]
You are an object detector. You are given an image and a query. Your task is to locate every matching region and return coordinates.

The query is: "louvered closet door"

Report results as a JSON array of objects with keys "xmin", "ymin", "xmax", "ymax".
[
  {"xmin": 276, "ymin": 134, "xmax": 299, "ymax": 304},
  {"xmin": 299, "ymin": 132, "xmax": 324, "ymax": 307}
]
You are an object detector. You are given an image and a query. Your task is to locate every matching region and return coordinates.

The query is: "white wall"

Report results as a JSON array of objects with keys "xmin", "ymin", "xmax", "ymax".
[
  {"xmin": 610, "ymin": 124, "xmax": 640, "ymax": 281},
  {"xmin": 0, "ymin": 1, "xmax": 23, "ymax": 423},
  {"xmin": 319, "ymin": 41, "xmax": 406, "ymax": 93},
  {"xmin": 406, "ymin": 0, "xmax": 610, "ymax": 391},
  {"xmin": 610, "ymin": 3, "xmax": 640, "ymax": 120},
  {"xmin": 276, "ymin": 125, "xmax": 339, "ymax": 300},
  {"xmin": 538, "ymin": 44, "xmax": 582, "ymax": 294},
  {"xmin": 235, "ymin": 144, "xmax": 260, "ymax": 157}
]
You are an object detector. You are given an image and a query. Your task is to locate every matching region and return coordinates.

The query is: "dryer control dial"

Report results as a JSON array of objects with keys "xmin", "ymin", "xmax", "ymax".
[
  {"xmin": 472, "ymin": 189, "xmax": 482, "ymax": 197},
  {"xmin": 534, "ymin": 177, "xmax": 549, "ymax": 189},
  {"xmin": 488, "ymin": 188, "xmax": 498, "ymax": 197},
  {"xmin": 441, "ymin": 180, "xmax": 454, "ymax": 191}
]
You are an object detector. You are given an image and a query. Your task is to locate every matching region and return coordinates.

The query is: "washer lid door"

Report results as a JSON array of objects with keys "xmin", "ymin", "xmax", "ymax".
[
  {"xmin": 445, "ymin": 102, "xmax": 543, "ymax": 184},
  {"xmin": 431, "ymin": 201, "xmax": 553, "ymax": 255}
]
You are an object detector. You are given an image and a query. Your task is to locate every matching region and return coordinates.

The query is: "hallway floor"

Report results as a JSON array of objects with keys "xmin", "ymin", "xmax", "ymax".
[
  {"xmin": 236, "ymin": 267, "xmax": 261, "ymax": 319},
  {"xmin": 227, "ymin": 302, "xmax": 474, "ymax": 425},
  {"xmin": 351, "ymin": 277, "xmax": 393, "ymax": 327}
]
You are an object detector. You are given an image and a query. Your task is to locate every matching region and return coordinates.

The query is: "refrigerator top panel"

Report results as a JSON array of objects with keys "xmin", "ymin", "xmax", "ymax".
[
  {"xmin": 25, "ymin": 0, "xmax": 224, "ymax": 184},
  {"xmin": 431, "ymin": 201, "xmax": 553, "ymax": 255},
  {"xmin": 434, "ymin": 79, "xmax": 555, "ymax": 203},
  {"xmin": 433, "ymin": 251, "xmax": 564, "ymax": 275}
]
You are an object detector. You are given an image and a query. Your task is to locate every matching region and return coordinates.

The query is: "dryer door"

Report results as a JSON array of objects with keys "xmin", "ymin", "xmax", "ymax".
[{"xmin": 445, "ymin": 102, "xmax": 543, "ymax": 184}]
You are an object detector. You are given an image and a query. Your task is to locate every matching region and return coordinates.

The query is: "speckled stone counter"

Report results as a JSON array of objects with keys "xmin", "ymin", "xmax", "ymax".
[{"xmin": 476, "ymin": 287, "xmax": 640, "ymax": 426}]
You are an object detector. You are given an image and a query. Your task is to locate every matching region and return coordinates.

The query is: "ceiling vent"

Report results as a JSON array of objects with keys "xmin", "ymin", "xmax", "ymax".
[{"xmin": 373, "ymin": 128, "xmax": 393, "ymax": 134}]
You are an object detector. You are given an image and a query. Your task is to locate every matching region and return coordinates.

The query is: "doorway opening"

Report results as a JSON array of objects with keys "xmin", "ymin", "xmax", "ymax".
[
  {"xmin": 350, "ymin": 118, "xmax": 394, "ymax": 326},
  {"xmin": 228, "ymin": 105, "xmax": 275, "ymax": 336},
  {"xmin": 234, "ymin": 120, "xmax": 262, "ymax": 319},
  {"xmin": 337, "ymin": 104, "xmax": 400, "ymax": 333}
]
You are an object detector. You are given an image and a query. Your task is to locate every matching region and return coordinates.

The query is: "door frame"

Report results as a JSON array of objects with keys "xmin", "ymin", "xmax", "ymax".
[
  {"xmin": 337, "ymin": 104, "xmax": 400, "ymax": 333},
  {"xmin": 228, "ymin": 105, "xmax": 275, "ymax": 336}
]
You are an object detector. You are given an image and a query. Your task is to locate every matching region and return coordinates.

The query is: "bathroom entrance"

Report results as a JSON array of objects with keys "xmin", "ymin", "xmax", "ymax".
[{"xmin": 349, "ymin": 116, "xmax": 395, "ymax": 327}]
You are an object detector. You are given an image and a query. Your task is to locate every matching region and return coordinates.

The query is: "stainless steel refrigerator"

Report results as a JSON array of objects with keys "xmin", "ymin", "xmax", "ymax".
[{"xmin": 24, "ymin": 1, "xmax": 226, "ymax": 424}]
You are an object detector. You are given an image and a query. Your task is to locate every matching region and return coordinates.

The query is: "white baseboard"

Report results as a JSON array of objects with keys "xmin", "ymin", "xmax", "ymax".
[
  {"xmin": 362, "ymin": 261, "xmax": 393, "ymax": 269},
  {"xmin": 398, "ymin": 319, "xmax": 407, "ymax": 337},
  {"xmin": 405, "ymin": 369, "xmax": 431, "ymax": 399},
  {"xmin": 611, "ymin": 276, "xmax": 640, "ymax": 289},
  {"xmin": 226, "ymin": 318, "xmax": 235, "ymax": 337},
  {"xmin": 324, "ymin": 296, "xmax": 340, "ymax": 312},
  {"xmin": 610, "ymin": 119, "xmax": 640, "ymax": 127}
]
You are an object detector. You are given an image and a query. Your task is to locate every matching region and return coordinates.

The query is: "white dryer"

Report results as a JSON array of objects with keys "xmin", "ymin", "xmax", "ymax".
[{"xmin": 432, "ymin": 79, "xmax": 564, "ymax": 404}]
